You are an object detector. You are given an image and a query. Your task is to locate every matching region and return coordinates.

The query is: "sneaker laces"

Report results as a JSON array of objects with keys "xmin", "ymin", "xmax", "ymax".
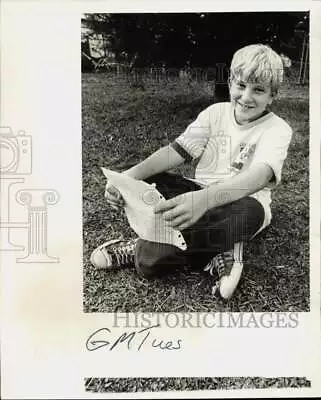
[
  {"xmin": 203, "ymin": 250, "xmax": 234, "ymax": 278},
  {"xmin": 204, "ymin": 242, "xmax": 243, "ymax": 299},
  {"xmin": 204, "ymin": 242, "xmax": 243, "ymax": 295},
  {"xmin": 110, "ymin": 239, "xmax": 137, "ymax": 267}
]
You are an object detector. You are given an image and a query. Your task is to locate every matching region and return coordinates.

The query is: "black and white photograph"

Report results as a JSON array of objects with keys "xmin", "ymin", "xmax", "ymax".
[
  {"xmin": 1, "ymin": 1, "xmax": 320, "ymax": 398},
  {"xmin": 82, "ymin": 11, "xmax": 310, "ymax": 313}
]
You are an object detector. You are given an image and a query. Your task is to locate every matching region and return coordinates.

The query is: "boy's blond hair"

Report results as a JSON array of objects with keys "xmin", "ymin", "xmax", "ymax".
[{"xmin": 230, "ymin": 44, "xmax": 284, "ymax": 95}]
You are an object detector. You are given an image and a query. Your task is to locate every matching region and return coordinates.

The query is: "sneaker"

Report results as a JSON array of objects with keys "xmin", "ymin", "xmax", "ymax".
[
  {"xmin": 90, "ymin": 238, "xmax": 138, "ymax": 269},
  {"xmin": 204, "ymin": 242, "xmax": 244, "ymax": 300}
]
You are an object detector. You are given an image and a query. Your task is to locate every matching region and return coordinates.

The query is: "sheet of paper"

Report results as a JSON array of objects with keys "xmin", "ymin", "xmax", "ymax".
[{"xmin": 101, "ymin": 167, "xmax": 187, "ymax": 251}]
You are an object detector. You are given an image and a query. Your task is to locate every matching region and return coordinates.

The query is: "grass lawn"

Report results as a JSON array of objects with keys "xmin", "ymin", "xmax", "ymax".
[
  {"xmin": 82, "ymin": 72, "xmax": 309, "ymax": 312},
  {"xmin": 85, "ymin": 376, "xmax": 311, "ymax": 393}
]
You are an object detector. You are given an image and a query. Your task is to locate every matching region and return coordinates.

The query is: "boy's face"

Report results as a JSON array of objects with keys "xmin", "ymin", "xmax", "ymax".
[{"xmin": 229, "ymin": 76, "xmax": 274, "ymax": 125}]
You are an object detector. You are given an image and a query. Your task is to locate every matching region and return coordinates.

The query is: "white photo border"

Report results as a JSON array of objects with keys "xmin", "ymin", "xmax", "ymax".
[{"xmin": 1, "ymin": 0, "xmax": 320, "ymax": 399}]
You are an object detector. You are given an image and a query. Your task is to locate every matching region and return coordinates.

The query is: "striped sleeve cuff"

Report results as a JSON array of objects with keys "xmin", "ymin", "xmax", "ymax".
[{"xmin": 170, "ymin": 141, "xmax": 193, "ymax": 163}]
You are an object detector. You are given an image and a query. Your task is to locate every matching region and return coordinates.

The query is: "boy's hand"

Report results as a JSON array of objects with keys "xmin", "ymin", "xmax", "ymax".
[
  {"xmin": 104, "ymin": 181, "xmax": 124, "ymax": 210},
  {"xmin": 154, "ymin": 190, "xmax": 208, "ymax": 231}
]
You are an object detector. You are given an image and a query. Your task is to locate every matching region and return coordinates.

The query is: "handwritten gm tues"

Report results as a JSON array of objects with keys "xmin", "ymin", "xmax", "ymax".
[{"xmin": 86, "ymin": 325, "xmax": 182, "ymax": 352}]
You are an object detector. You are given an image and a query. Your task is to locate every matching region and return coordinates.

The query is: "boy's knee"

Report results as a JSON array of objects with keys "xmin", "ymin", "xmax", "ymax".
[
  {"xmin": 134, "ymin": 238, "xmax": 185, "ymax": 278},
  {"xmin": 134, "ymin": 240, "xmax": 166, "ymax": 278},
  {"xmin": 135, "ymin": 258, "xmax": 160, "ymax": 279}
]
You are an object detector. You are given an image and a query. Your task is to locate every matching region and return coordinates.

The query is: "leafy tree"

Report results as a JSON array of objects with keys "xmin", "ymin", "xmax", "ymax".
[{"xmin": 83, "ymin": 12, "xmax": 308, "ymax": 68}]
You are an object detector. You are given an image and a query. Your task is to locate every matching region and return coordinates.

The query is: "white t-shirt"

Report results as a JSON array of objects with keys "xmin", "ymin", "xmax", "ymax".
[{"xmin": 172, "ymin": 102, "xmax": 293, "ymax": 231}]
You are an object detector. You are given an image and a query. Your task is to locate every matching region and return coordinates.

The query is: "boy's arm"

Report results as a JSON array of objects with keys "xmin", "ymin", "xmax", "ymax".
[
  {"xmin": 123, "ymin": 144, "xmax": 185, "ymax": 180},
  {"xmin": 154, "ymin": 163, "xmax": 273, "ymax": 231},
  {"xmin": 202, "ymin": 163, "xmax": 273, "ymax": 211}
]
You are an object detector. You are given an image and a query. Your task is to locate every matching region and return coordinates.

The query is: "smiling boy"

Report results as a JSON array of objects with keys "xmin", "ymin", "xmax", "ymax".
[{"xmin": 90, "ymin": 44, "xmax": 293, "ymax": 300}]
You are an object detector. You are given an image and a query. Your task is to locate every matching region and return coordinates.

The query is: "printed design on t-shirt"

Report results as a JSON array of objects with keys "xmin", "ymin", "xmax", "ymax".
[{"xmin": 231, "ymin": 143, "xmax": 256, "ymax": 172}]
